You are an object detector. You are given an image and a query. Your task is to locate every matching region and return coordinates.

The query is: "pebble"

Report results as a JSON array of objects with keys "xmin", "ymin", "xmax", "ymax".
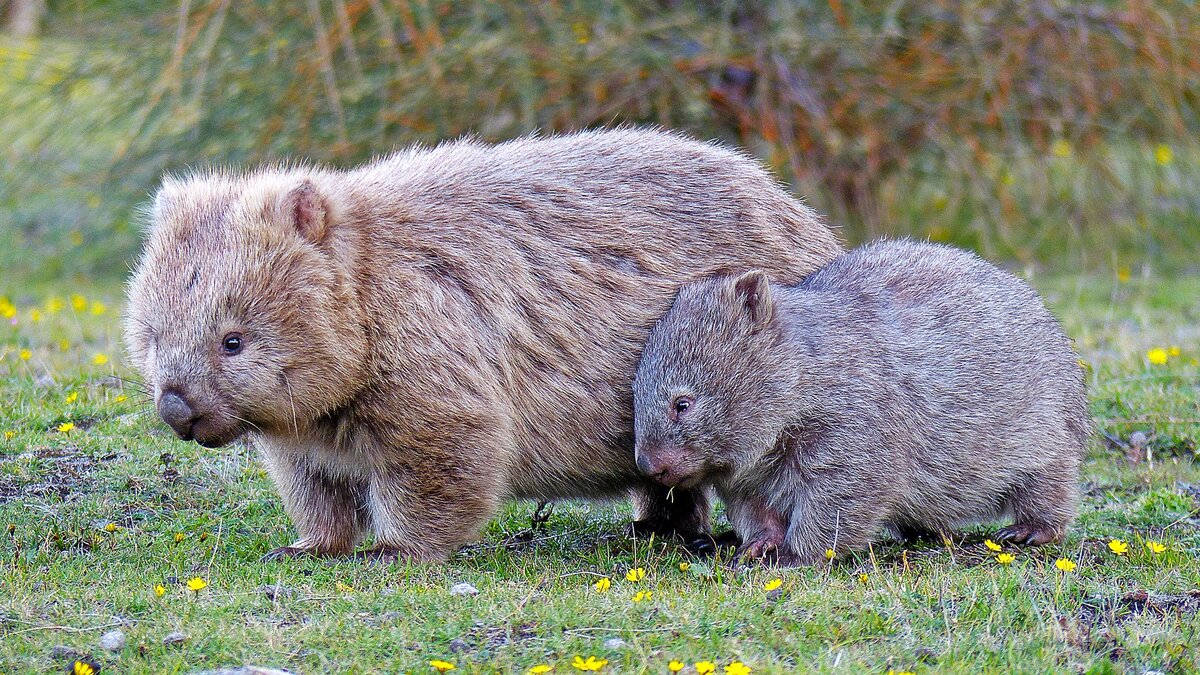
[
  {"xmin": 163, "ymin": 631, "xmax": 189, "ymax": 647},
  {"xmin": 449, "ymin": 582, "xmax": 479, "ymax": 596},
  {"xmin": 602, "ymin": 638, "xmax": 627, "ymax": 650},
  {"xmin": 100, "ymin": 629, "xmax": 126, "ymax": 651}
]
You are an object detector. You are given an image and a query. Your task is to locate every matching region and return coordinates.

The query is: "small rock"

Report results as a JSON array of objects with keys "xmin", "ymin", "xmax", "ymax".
[
  {"xmin": 449, "ymin": 582, "xmax": 478, "ymax": 596},
  {"xmin": 100, "ymin": 629, "xmax": 126, "ymax": 651},
  {"xmin": 163, "ymin": 632, "xmax": 189, "ymax": 647},
  {"xmin": 448, "ymin": 638, "xmax": 470, "ymax": 653},
  {"xmin": 257, "ymin": 584, "xmax": 292, "ymax": 601},
  {"xmin": 50, "ymin": 645, "xmax": 79, "ymax": 660},
  {"xmin": 602, "ymin": 638, "xmax": 627, "ymax": 650}
]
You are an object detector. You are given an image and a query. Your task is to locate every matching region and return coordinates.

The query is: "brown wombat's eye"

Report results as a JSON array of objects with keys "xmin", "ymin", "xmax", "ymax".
[
  {"xmin": 222, "ymin": 332, "xmax": 244, "ymax": 355},
  {"xmin": 670, "ymin": 395, "xmax": 694, "ymax": 421}
]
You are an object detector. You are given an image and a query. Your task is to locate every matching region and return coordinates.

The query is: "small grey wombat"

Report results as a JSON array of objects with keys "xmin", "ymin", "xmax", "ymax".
[{"xmin": 632, "ymin": 239, "xmax": 1089, "ymax": 565}]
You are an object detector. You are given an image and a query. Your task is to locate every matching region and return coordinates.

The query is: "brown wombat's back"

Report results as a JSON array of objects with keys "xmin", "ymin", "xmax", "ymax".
[{"xmin": 344, "ymin": 129, "xmax": 843, "ymax": 498}]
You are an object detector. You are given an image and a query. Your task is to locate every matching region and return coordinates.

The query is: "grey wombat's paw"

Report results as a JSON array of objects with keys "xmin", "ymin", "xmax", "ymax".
[
  {"xmin": 685, "ymin": 530, "xmax": 741, "ymax": 556},
  {"xmin": 994, "ymin": 522, "xmax": 1063, "ymax": 546},
  {"xmin": 260, "ymin": 545, "xmax": 317, "ymax": 562}
]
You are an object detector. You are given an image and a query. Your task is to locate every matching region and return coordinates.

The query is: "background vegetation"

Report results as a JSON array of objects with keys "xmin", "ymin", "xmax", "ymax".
[{"xmin": 1, "ymin": 1, "xmax": 1198, "ymax": 673}]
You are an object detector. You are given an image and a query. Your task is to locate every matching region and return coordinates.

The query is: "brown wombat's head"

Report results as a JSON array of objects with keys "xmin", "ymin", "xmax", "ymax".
[
  {"xmin": 633, "ymin": 271, "xmax": 786, "ymax": 487},
  {"xmin": 124, "ymin": 171, "xmax": 368, "ymax": 447}
]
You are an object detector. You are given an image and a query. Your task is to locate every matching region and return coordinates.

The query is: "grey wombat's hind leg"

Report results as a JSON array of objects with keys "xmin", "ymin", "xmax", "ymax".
[
  {"xmin": 995, "ymin": 470, "xmax": 1077, "ymax": 546},
  {"xmin": 629, "ymin": 483, "xmax": 712, "ymax": 541}
]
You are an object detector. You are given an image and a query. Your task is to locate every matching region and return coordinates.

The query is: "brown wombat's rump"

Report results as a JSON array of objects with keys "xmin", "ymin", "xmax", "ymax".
[
  {"xmin": 124, "ymin": 128, "xmax": 843, "ymax": 561},
  {"xmin": 633, "ymin": 239, "xmax": 1089, "ymax": 565}
]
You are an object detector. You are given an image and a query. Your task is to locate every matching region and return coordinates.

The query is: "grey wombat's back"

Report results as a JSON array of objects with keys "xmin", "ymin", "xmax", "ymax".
[{"xmin": 795, "ymin": 240, "xmax": 1088, "ymax": 542}]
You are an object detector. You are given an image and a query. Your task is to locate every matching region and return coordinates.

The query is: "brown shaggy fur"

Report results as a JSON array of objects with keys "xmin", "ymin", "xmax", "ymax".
[
  {"xmin": 633, "ymin": 239, "xmax": 1089, "ymax": 565},
  {"xmin": 124, "ymin": 128, "xmax": 843, "ymax": 561}
]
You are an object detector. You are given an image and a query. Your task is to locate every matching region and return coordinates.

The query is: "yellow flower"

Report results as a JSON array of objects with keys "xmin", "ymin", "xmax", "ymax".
[
  {"xmin": 90, "ymin": 301, "xmax": 107, "ymax": 316},
  {"xmin": 29, "ymin": 308, "xmax": 42, "ymax": 323},
  {"xmin": 46, "ymin": 297, "xmax": 64, "ymax": 313},
  {"xmin": 3, "ymin": 430, "xmax": 14, "ymax": 441},
  {"xmin": 71, "ymin": 294, "xmax": 87, "ymax": 312},
  {"xmin": 1168, "ymin": 346, "xmax": 1181, "ymax": 357},
  {"xmin": 996, "ymin": 553, "xmax": 1015, "ymax": 565},
  {"xmin": 1155, "ymin": 144, "xmax": 1174, "ymax": 166},
  {"xmin": 1051, "ymin": 139, "xmax": 1072, "ymax": 158},
  {"xmin": 186, "ymin": 576, "xmax": 207, "ymax": 592},
  {"xmin": 763, "ymin": 578, "xmax": 782, "ymax": 592},
  {"xmin": 632, "ymin": 590, "xmax": 652, "ymax": 602},
  {"xmin": 57, "ymin": 422, "xmax": 75, "ymax": 433},
  {"xmin": 154, "ymin": 584, "xmax": 166, "ymax": 597},
  {"xmin": 1146, "ymin": 541, "xmax": 1166, "ymax": 554},
  {"xmin": 824, "ymin": 548, "xmax": 835, "ymax": 560},
  {"xmin": 19, "ymin": 348, "xmax": 32, "ymax": 361},
  {"xmin": 1116, "ymin": 265, "xmax": 1132, "ymax": 283},
  {"xmin": 336, "ymin": 582, "xmax": 355, "ymax": 593},
  {"xmin": 429, "ymin": 660, "xmax": 456, "ymax": 672},
  {"xmin": 571, "ymin": 656, "xmax": 607, "ymax": 671},
  {"xmin": 886, "ymin": 671, "xmax": 915, "ymax": 675},
  {"xmin": 1108, "ymin": 539, "xmax": 1129, "ymax": 555},
  {"xmin": 679, "ymin": 562, "xmax": 690, "ymax": 571},
  {"xmin": 1147, "ymin": 348, "xmax": 1169, "ymax": 365},
  {"xmin": 58, "ymin": 339, "xmax": 70, "ymax": 352},
  {"xmin": 65, "ymin": 392, "xmax": 78, "ymax": 404},
  {"xmin": 73, "ymin": 660, "xmax": 96, "ymax": 675},
  {"xmin": 725, "ymin": 662, "xmax": 751, "ymax": 675},
  {"xmin": 858, "ymin": 573, "xmax": 869, "ymax": 584},
  {"xmin": 625, "ymin": 567, "xmax": 646, "ymax": 582},
  {"xmin": 104, "ymin": 522, "xmax": 117, "ymax": 533},
  {"xmin": 92, "ymin": 353, "xmax": 109, "ymax": 366},
  {"xmin": 527, "ymin": 666, "xmax": 553, "ymax": 674},
  {"xmin": 0, "ymin": 301, "xmax": 15, "ymax": 319},
  {"xmin": 984, "ymin": 539, "xmax": 1002, "ymax": 552},
  {"xmin": 592, "ymin": 577, "xmax": 611, "ymax": 593},
  {"xmin": 695, "ymin": 662, "xmax": 716, "ymax": 675},
  {"xmin": 668, "ymin": 661, "xmax": 684, "ymax": 672},
  {"xmin": 174, "ymin": 532, "xmax": 185, "ymax": 543},
  {"xmin": 1055, "ymin": 558, "xmax": 1077, "ymax": 572},
  {"xmin": 114, "ymin": 395, "xmax": 127, "ymax": 403}
]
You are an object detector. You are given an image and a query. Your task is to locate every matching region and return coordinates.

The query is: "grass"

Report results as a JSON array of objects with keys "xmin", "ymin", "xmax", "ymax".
[{"xmin": 0, "ymin": 273, "xmax": 1197, "ymax": 674}]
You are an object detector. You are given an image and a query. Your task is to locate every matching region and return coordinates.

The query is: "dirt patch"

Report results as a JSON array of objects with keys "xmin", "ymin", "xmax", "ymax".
[{"xmin": 0, "ymin": 446, "xmax": 96, "ymax": 504}]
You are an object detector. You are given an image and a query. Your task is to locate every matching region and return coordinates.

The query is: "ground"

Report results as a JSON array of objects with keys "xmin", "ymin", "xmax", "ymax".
[{"xmin": 0, "ymin": 274, "xmax": 1197, "ymax": 674}]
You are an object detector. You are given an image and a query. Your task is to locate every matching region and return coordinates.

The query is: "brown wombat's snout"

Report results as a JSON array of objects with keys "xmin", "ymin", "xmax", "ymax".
[
  {"xmin": 636, "ymin": 444, "xmax": 696, "ymax": 487},
  {"xmin": 157, "ymin": 388, "xmax": 235, "ymax": 448},
  {"xmin": 158, "ymin": 389, "xmax": 200, "ymax": 441}
]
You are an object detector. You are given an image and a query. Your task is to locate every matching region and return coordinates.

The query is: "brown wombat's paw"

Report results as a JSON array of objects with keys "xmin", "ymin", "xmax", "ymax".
[
  {"xmin": 995, "ymin": 522, "xmax": 1063, "ymax": 546},
  {"xmin": 260, "ymin": 545, "xmax": 317, "ymax": 562},
  {"xmin": 686, "ymin": 530, "xmax": 741, "ymax": 556}
]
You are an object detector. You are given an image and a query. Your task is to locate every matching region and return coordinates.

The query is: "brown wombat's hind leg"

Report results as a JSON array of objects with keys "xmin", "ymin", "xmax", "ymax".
[
  {"xmin": 996, "ymin": 472, "xmax": 1076, "ymax": 546},
  {"xmin": 629, "ymin": 483, "xmax": 712, "ymax": 541}
]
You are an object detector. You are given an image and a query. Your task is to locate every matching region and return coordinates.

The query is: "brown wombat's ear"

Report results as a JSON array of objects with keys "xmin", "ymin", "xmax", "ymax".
[
  {"xmin": 732, "ymin": 270, "xmax": 774, "ymax": 327},
  {"xmin": 276, "ymin": 179, "xmax": 328, "ymax": 243}
]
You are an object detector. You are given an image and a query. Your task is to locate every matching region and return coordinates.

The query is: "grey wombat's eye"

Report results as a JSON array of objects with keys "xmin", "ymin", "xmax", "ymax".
[
  {"xmin": 670, "ymin": 395, "xmax": 694, "ymax": 420},
  {"xmin": 222, "ymin": 333, "xmax": 244, "ymax": 355}
]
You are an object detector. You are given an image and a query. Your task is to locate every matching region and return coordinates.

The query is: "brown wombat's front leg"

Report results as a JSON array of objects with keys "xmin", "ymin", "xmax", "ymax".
[
  {"xmin": 630, "ymin": 482, "xmax": 712, "ymax": 541},
  {"xmin": 258, "ymin": 448, "xmax": 369, "ymax": 560},
  {"xmin": 360, "ymin": 441, "xmax": 505, "ymax": 563}
]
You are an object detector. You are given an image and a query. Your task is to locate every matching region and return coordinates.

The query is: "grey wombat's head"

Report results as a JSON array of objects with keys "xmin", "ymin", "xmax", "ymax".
[
  {"xmin": 124, "ymin": 172, "xmax": 368, "ymax": 447},
  {"xmin": 632, "ymin": 270, "xmax": 787, "ymax": 488}
]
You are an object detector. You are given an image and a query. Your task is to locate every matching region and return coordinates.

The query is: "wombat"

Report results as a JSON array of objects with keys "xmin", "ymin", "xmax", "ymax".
[
  {"xmin": 632, "ymin": 239, "xmax": 1089, "ymax": 565},
  {"xmin": 124, "ymin": 128, "xmax": 843, "ymax": 561}
]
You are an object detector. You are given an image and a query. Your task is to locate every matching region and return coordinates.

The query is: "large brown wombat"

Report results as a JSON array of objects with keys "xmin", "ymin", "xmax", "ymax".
[
  {"xmin": 633, "ymin": 239, "xmax": 1089, "ymax": 565},
  {"xmin": 124, "ymin": 128, "xmax": 843, "ymax": 561}
]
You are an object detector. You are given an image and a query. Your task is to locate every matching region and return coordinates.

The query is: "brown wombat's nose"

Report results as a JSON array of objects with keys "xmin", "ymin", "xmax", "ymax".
[{"xmin": 158, "ymin": 390, "xmax": 200, "ymax": 441}]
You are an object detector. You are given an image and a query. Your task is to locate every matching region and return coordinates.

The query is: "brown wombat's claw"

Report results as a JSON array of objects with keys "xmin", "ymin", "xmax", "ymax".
[{"xmin": 260, "ymin": 545, "xmax": 315, "ymax": 562}]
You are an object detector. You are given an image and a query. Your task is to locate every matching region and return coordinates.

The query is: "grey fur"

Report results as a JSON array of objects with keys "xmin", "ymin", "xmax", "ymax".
[{"xmin": 632, "ymin": 239, "xmax": 1089, "ymax": 565}]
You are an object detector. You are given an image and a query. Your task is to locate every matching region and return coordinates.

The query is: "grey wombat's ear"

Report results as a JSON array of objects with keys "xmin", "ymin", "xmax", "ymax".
[
  {"xmin": 732, "ymin": 270, "xmax": 774, "ymax": 327},
  {"xmin": 276, "ymin": 179, "xmax": 328, "ymax": 243}
]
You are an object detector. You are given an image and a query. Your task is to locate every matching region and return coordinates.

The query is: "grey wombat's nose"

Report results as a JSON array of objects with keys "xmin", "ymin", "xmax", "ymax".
[
  {"xmin": 158, "ymin": 391, "xmax": 199, "ymax": 440},
  {"xmin": 636, "ymin": 452, "xmax": 663, "ymax": 478}
]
